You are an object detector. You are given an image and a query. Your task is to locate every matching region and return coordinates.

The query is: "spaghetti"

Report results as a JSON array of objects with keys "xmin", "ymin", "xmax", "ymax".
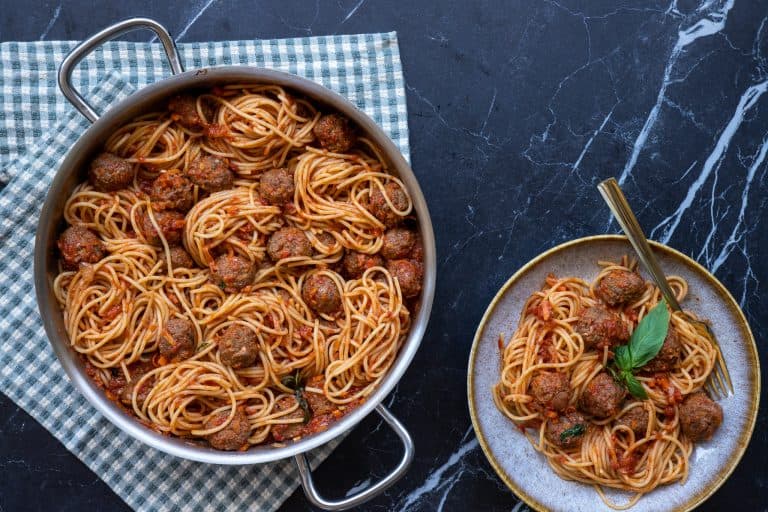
[
  {"xmin": 53, "ymin": 84, "xmax": 422, "ymax": 450},
  {"xmin": 492, "ymin": 257, "xmax": 720, "ymax": 509}
]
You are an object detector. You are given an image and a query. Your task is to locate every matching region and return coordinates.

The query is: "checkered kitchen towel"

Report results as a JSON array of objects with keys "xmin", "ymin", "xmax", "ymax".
[{"xmin": 0, "ymin": 35, "xmax": 409, "ymax": 511}]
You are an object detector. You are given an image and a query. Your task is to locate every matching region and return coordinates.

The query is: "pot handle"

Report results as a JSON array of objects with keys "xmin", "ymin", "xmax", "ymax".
[
  {"xmin": 58, "ymin": 18, "xmax": 184, "ymax": 123},
  {"xmin": 294, "ymin": 404, "xmax": 414, "ymax": 511}
]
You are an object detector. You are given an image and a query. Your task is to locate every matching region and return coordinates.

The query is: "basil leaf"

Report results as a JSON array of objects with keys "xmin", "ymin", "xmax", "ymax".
[
  {"xmin": 559, "ymin": 423, "xmax": 585, "ymax": 442},
  {"xmin": 629, "ymin": 299, "xmax": 670, "ymax": 368},
  {"xmin": 614, "ymin": 345, "xmax": 632, "ymax": 372},
  {"xmin": 622, "ymin": 372, "xmax": 648, "ymax": 399}
]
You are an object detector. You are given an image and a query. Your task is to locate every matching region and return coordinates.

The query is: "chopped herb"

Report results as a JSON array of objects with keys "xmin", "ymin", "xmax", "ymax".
[
  {"xmin": 560, "ymin": 423, "xmax": 585, "ymax": 442},
  {"xmin": 196, "ymin": 342, "xmax": 211, "ymax": 353},
  {"xmin": 295, "ymin": 389, "xmax": 311, "ymax": 424},
  {"xmin": 280, "ymin": 369, "xmax": 303, "ymax": 390}
]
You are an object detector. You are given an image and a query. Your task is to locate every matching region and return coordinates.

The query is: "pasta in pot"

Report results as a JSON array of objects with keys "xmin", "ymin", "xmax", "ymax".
[{"xmin": 53, "ymin": 84, "xmax": 423, "ymax": 451}]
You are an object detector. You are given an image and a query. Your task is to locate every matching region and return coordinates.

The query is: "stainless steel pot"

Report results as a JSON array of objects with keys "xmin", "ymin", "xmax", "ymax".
[{"xmin": 33, "ymin": 18, "xmax": 436, "ymax": 510}]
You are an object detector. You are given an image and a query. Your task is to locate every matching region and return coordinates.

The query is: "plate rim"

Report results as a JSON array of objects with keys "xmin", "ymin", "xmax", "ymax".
[{"xmin": 466, "ymin": 234, "xmax": 761, "ymax": 512}]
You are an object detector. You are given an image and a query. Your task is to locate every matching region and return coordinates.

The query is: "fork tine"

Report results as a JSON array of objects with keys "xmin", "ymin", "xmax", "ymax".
[
  {"xmin": 706, "ymin": 380, "xmax": 723, "ymax": 401},
  {"xmin": 710, "ymin": 339, "xmax": 734, "ymax": 396}
]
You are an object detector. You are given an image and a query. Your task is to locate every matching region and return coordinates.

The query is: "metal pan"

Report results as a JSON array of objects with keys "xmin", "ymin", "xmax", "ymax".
[{"xmin": 33, "ymin": 18, "xmax": 436, "ymax": 511}]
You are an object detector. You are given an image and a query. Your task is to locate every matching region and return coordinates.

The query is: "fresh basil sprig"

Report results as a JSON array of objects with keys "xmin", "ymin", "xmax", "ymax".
[
  {"xmin": 281, "ymin": 370, "xmax": 312, "ymax": 424},
  {"xmin": 559, "ymin": 423, "xmax": 585, "ymax": 443},
  {"xmin": 611, "ymin": 299, "xmax": 670, "ymax": 399}
]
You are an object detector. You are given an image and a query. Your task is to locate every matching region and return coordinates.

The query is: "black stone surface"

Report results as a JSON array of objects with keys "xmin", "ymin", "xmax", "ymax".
[{"xmin": 1, "ymin": 1, "xmax": 766, "ymax": 511}]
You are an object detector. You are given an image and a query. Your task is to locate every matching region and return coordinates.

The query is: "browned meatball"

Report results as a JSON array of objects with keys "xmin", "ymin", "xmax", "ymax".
[
  {"xmin": 574, "ymin": 305, "xmax": 629, "ymax": 350},
  {"xmin": 642, "ymin": 325, "xmax": 682, "ymax": 373},
  {"xmin": 615, "ymin": 404, "xmax": 649, "ymax": 437},
  {"xmin": 312, "ymin": 231, "xmax": 343, "ymax": 256},
  {"xmin": 119, "ymin": 361, "xmax": 155, "ymax": 407},
  {"xmin": 204, "ymin": 407, "xmax": 251, "ymax": 450},
  {"xmin": 150, "ymin": 169, "xmax": 194, "ymax": 211},
  {"xmin": 89, "ymin": 152, "xmax": 134, "ymax": 192},
  {"xmin": 680, "ymin": 392, "xmax": 722, "ymax": 442},
  {"xmin": 313, "ymin": 113, "xmax": 356, "ymax": 153},
  {"xmin": 580, "ymin": 372, "xmax": 626, "ymax": 418},
  {"xmin": 57, "ymin": 225, "xmax": 106, "ymax": 270},
  {"xmin": 381, "ymin": 228, "xmax": 417, "ymax": 260},
  {"xmin": 159, "ymin": 317, "xmax": 196, "ymax": 362},
  {"xmin": 368, "ymin": 182, "xmax": 409, "ymax": 227},
  {"xmin": 140, "ymin": 210, "xmax": 186, "ymax": 245},
  {"xmin": 302, "ymin": 274, "xmax": 342, "ymax": 314},
  {"xmin": 259, "ymin": 167, "xmax": 295, "ymax": 205},
  {"xmin": 188, "ymin": 155, "xmax": 234, "ymax": 192},
  {"xmin": 169, "ymin": 94, "xmax": 206, "ymax": 130},
  {"xmin": 529, "ymin": 372, "xmax": 571, "ymax": 412},
  {"xmin": 167, "ymin": 246, "xmax": 194, "ymax": 268},
  {"xmin": 545, "ymin": 409, "xmax": 587, "ymax": 449},
  {"xmin": 219, "ymin": 324, "xmax": 259, "ymax": 368},
  {"xmin": 596, "ymin": 269, "xmax": 646, "ymax": 306},
  {"xmin": 267, "ymin": 227, "xmax": 312, "ymax": 261},
  {"xmin": 211, "ymin": 254, "xmax": 255, "ymax": 292},
  {"xmin": 410, "ymin": 236, "xmax": 424, "ymax": 262},
  {"xmin": 343, "ymin": 251, "xmax": 383, "ymax": 279},
  {"xmin": 272, "ymin": 395, "xmax": 308, "ymax": 441},
  {"xmin": 304, "ymin": 375, "xmax": 336, "ymax": 415},
  {"xmin": 387, "ymin": 259, "xmax": 423, "ymax": 298}
]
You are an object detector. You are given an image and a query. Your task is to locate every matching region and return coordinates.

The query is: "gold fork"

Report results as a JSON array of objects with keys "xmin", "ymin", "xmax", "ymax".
[{"xmin": 597, "ymin": 178, "xmax": 734, "ymax": 400}]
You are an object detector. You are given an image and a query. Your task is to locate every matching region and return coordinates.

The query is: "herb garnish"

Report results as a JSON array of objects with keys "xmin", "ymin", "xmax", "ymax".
[
  {"xmin": 611, "ymin": 299, "xmax": 670, "ymax": 399},
  {"xmin": 560, "ymin": 423, "xmax": 585, "ymax": 442},
  {"xmin": 281, "ymin": 370, "xmax": 312, "ymax": 424}
]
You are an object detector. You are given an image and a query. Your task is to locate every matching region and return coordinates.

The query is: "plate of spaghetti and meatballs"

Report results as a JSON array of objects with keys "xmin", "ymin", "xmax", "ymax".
[
  {"xmin": 468, "ymin": 235, "xmax": 759, "ymax": 512},
  {"xmin": 49, "ymin": 83, "xmax": 428, "ymax": 451}
]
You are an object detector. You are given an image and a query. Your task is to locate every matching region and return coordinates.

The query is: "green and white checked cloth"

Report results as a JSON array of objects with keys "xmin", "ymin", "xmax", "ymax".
[{"xmin": 0, "ymin": 34, "xmax": 409, "ymax": 511}]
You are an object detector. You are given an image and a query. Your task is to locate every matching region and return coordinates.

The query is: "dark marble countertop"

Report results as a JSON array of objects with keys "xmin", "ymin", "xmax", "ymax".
[{"xmin": 1, "ymin": 1, "xmax": 766, "ymax": 511}]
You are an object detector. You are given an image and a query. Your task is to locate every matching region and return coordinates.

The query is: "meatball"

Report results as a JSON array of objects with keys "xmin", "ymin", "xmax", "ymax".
[
  {"xmin": 119, "ymin": 361, "xmax": 155, "ymax": 407},
  {"xmin": 150, "ymin": 169, "xmax": 194, "ymax": 211},
  {"xmin": 574, "ymin": 305, "xmax": 629, "ymax": 350},
  {"xmin": 167, "ymin": 246, "xmax": 194, "ymax": 268},
  {"xmin": 89, "ymin": 152, "xmax": 134, "ymax": 192},
  {"xmin": 579, "ymin": 372, "xmax": 626, "ymax": 418},
  {"xmin": 615, "ymin": 404, "xmax": 649, "ymax": 437},
  {"xmin": 302, "ymin": 274, "xmax": 342, "ymax": 315},
  {"xmin": 312, "ymin": 231, "xmax": 343, "ymax": 256},
  {"xmin": 381, "ymin": 228, "xmax": 417, "ymax": 260},
  {"xmin": 188, "ymin": 154, "xmax": 234, "ymax": 192},
  {"xmin": 169, "ymin": 94, "xmax": 205, "ymax": 130},
  {"xmin": 267, "ymin": 227, "xmax": 312, "ymax": 261},
  {"xmin": 159, "ymin": 317, "xmax": 196, "ymax": 362},
  {"xmin": 211, "ymin": 254, "xmax": 255, "ymax": 292},
  {"xmin": 343, "ymin": 251, "xmax": 383, "ymax": 279},
  {"xmin": 367, "ymin": 182, "xmax": 409, "ymax": 227},
  {"xmin": 545, "ymin": 409, "xmax": 587, "ymax": 449},
  {"xmin": 140, "ymin": 210, "xmax": 186, "ymax": 245},
  {"xmin": 409, "ymin": 236, "xmax": 424, "ymax": 262},
  {"xmin": 595, "ymin": 269, "xmax": 646, "ymax": 306},
  {"xmin": 642, "ymin": 325, "xmax": 682, "ymax": 373},
  {"xmin": 204, "ymin": 407, "xmax": 250, "ymax": 450},
  {"xmin": 57, "ymin": 225, "xmax": 106, "ymax": 270},
  {"xmin": 387, "ymin": 259, "xmax": 423, "ymax": 298},
  {"xmin": 529, "ymin": 371, "xmax": 571, "ymax": 412},
  {"xmin": 680, "ymin": 391, "xmax": 722, "ymax": 442},
  {"xmin": 313, "ymin": 113, "xmax": 356, "ymax": 153},
  {"xmin": 259, "ymin": 167, "xmax": 295, "ymax": 205},
  {"xmin": 304, "ymin": 375, "xmax": 336, "ymax": 416},
  {"xmin": 272, "ymin": 395, "xmax": 308, "ymax": 442},
  {"xmin": 219, "ymin": 324, "xmax": 259, "ymax": 368}
]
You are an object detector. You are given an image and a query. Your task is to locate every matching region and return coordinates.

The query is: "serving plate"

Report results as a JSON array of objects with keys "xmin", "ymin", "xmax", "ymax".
[{"xmin": 467, "ymin": 235, "xmax": 759, "ymax": 512}]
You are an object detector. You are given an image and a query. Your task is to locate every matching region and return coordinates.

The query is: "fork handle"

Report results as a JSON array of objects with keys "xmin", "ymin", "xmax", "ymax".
[{"xmin": 597, "ymin": 178, "xmax": 682, "ymax": 311}]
